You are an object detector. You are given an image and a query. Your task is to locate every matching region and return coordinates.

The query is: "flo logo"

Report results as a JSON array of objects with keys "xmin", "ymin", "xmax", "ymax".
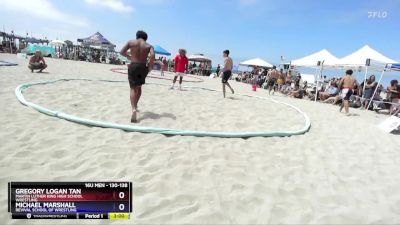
[
  {"xmin": 368, "ymin": 11, "xmax": 388, "ymax": 18},
  {"xmin": 26, "ymin": 213, "xmax": 31, "ymax": 219}
]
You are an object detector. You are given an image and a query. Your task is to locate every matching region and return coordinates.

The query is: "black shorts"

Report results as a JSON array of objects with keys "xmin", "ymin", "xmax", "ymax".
[
  {"xmin": 222, "ymin": 70, "xmax": 232, "ymax": 83},
  {"xmin": 343, "ymin": 89, "xmax": 353, "ymax": 100},
  {"xmin": 268, "ymin": 78, "xmax": 277, "ymax": 87},
  {"xmin": 128, "ymin": 63, "xmax": 148, "ymax": 87}
]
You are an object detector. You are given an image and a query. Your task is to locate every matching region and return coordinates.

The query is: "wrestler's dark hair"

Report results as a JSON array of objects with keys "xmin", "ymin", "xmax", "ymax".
[
  {"xmin": 272, "ymin": 65, "xmax": 276, "ymax": 69},
  {"xmin": 391, "ymin": 80, "xmax": 398, "ymax": 86},
  {"xmin": 346, "ymin": 69, "xmax": 353, "ymax": 75},
  {"xmin": 136, "ymin": 30, "xmax": 148, "ymax": 41},
  {"xmin": 223, "ymin": 50, "xmax": 229, "ymax": 55}
]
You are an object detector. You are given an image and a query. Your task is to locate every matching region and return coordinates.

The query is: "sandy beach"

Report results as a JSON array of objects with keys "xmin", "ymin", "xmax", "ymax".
[{"xmin": 1, "ymin": 53, "xmax": 400, "ymax": 224}]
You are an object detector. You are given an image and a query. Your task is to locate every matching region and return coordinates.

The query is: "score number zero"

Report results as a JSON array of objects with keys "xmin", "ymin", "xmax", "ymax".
[{"xmin": 117, "ymin": 191, "xmax": 127, "ymax": 211}]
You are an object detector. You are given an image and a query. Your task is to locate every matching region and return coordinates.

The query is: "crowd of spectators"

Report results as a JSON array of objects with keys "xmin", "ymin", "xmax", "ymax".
[
  {"xmin": 54, "ymin": 49, "xmax": 126, "ymax": 65},
  {"xmin": 320, "ymin": 75, "xmax": 399, "ymax": 115},
  {"xmin": 231, "ymin": 66, "xmax": 399, "ymax": 116}
]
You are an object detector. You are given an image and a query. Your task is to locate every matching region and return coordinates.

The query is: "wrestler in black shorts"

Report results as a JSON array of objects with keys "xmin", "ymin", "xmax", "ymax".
[
  {"xmin": 128, "ymin": 62, "xmax": 149, "ymax": 87},
  {"xmin": 267, "ymin": 78, "xmax": 277, "ymax": 87},
  {"xmin": 222, "ymin": 70, "xmax": 232, "ymax": 83}
]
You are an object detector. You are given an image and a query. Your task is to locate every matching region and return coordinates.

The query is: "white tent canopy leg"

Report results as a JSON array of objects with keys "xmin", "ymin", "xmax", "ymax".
[
  {"xmin": 366, "ymin": 69, "xmax": 385, "ymax": 110},
  {"xmin": 362, "ymin": 64, "xmax": 369, "ymax": 95}
]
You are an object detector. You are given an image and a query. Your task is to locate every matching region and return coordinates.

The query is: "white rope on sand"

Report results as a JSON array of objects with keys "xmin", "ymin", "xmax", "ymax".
[{"xmin": 15, "ymin": 78, "xmax": 311, "ymax": 138}]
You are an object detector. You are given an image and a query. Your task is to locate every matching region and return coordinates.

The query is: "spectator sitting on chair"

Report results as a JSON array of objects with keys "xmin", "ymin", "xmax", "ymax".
[
  {"xmin": 388, "ymin": 80, "xmax": 399, "ymax": 114},
  {"xmin": 319, "ymin": 82, "xmax": 339, "ymax": 101},
  {"xmin": 288, "ymin": 81, "xmax": 307, "ymax": 98},
  {"xmin": 29, "ymin": 51, "xmax": 47, "ymax": 73}
]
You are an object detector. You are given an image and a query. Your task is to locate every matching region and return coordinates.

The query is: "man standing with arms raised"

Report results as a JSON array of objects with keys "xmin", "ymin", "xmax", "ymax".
[
  {"xmin": 220, "ymin": 50, "xmax": 235, "ymax": 98},
  {"xmin": 170, "ymin": 49, "xmax": 189, "ymax": 90},
  {"xmin": 120, "ymin": 30, "xmax": 155, "ymax": 123}
]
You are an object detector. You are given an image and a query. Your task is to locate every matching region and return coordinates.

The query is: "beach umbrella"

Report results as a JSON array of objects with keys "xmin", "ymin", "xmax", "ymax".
[
  {"xmin": 50, "ymin": 39, "xmax": 66, "ymax": 46},
  {"xmin": 239, "ymin": 58, "xmax": 273, "ymax": 68},
  {"xmin": 154, "ymin": 45, "xmax": 171, "ymax": 56}
]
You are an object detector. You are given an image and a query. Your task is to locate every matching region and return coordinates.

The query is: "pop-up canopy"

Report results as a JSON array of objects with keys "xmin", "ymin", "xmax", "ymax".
[
  {"xmin": 388, "ymin": 63, "xmax": 400, "ymax": 71},
  {"xmin": 188, "ymin": 54, "xmax": 212, "ymax": 62},
  {"xmin": 338, "ymin": 46, "xmax": 399, "ymax": 97},
  {"xmin": 337, "ymin": 45, "xmax": 397, "ymax": 67},
  {"xmin": 291, "ymin": 49, "xmax": 340, "ymax": 67},
  {"xmin": 154, "ymin": 45, "xmax": 171, "ymax": 56},
  {"xmin": 77, "ymin": 32, "xmax": 115, "ymax": 50},
  {"xmin": 239, "ymin": 58, "xmax": 273, "ymax": 68},
  {"xmin": 291, "ymin": 49, "xmax": 340, "ymax": 101}
]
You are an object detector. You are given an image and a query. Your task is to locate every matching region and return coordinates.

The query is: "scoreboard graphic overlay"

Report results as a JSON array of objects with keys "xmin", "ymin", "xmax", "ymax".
[{"xmin": 8, "ymin": 182, "xmax": 132, "ymax": 220}]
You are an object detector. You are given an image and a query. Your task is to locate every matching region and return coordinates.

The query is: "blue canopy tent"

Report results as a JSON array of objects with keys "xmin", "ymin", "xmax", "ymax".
[
  {"xmin": 389, "ymin": 63, "xmax": 400, "ymax": 71},
  {"xmin": 77, "ymin": 32, "xmax": 115, "ymax": 50},
  {"xmin": 154, "ymin": 45, "xmax": 171, "ymax": 56}
]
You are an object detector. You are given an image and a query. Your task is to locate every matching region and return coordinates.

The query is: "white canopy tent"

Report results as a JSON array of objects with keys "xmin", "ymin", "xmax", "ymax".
[
  {"xmin": 338, "ymin": 45, "xmax": 397, "ymax": 67},
  {"xmin": 239, "ymin": 58, "xmax": 273, "ymax": 68},
  {"xmin": 338, "ymin": 45, "xmax": 398, "ymax": 97},
  {"xmin": 188, "ymin": 54, "xmax": 211, "ymax": 62},
  {"xmin": 188, "ymin": 54, "xmax": 212, "ymax": 76},
  {"xmin": 291, "ymin": 49, "xmax": 340, "ymax": 101},
  {"xmin": 291, "ymin": 49, "xmax": 340, "ymax": 67}
]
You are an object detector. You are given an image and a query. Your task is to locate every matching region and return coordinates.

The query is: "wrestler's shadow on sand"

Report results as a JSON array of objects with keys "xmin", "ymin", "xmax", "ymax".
[
  {"xmin": 140, "ymin": 111, "xmax": 177, "ymax": 121},
  {"xmin": 226, "ymin": 96, "xmax": 240, "ymax": 101},
  {"xmin": 34, "ymin": 71, "xmax": 50, "ymax": 74}
]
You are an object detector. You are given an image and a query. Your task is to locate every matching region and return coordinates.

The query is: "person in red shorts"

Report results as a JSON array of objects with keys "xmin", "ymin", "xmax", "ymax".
[{"xmin": 170, "ymin": 49, "xmax": 189, "ymax": 90}]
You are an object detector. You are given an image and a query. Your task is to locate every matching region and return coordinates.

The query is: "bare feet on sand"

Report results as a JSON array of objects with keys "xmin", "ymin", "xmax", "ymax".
[{"xmin": 131, "ymin": 110, "xmax": 138, "ymax": 123}]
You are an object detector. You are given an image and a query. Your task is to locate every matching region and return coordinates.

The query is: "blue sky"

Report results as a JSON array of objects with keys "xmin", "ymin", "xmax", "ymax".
[{"xmin": 0, "ymin": 0, "xmax": 399, "ymax": 66}]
